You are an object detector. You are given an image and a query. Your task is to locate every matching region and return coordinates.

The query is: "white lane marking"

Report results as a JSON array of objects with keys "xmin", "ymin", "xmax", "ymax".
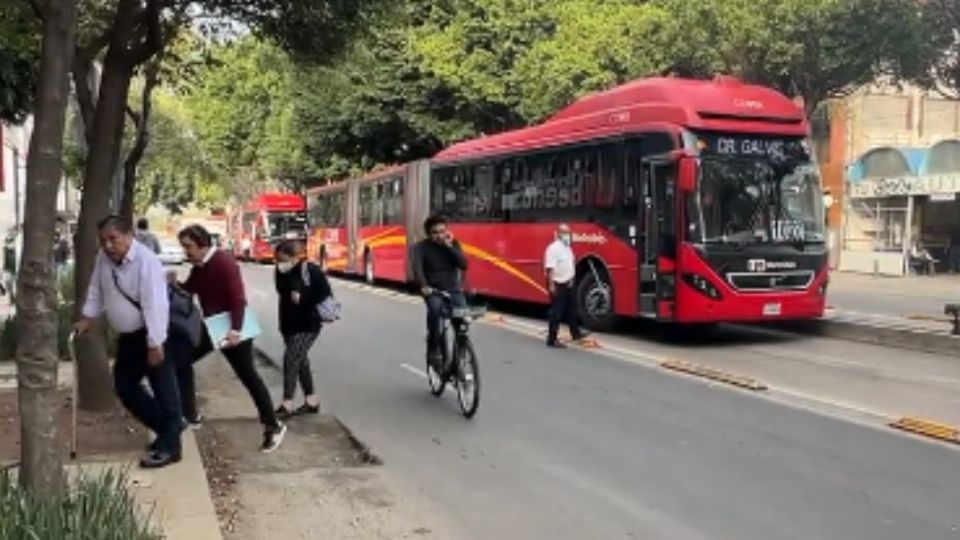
[
  {"xmin": 400, "ymin": 363, "xmax": 427, "ymax": 379},
  {"xmin": 771, "ymin": 387, "xmax": 891, "ymax": 420}
]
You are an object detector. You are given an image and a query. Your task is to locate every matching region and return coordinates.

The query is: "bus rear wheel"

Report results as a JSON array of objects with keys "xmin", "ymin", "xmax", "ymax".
[{"xmin": 576, "ymin": 271, "xmax": 615, "ymax": 331}]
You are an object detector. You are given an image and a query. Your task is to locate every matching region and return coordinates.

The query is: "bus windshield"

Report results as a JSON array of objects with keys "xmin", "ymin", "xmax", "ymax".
[
  {"xmin": 267, "ymin": 211, "xmax": 308, "ymax": 239},
  {"xmin": 687, "ymin": 155, "xmax": 825, "ymax": 247}
]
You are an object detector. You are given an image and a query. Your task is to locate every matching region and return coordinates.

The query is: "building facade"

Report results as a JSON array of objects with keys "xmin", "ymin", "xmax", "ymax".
[{"xmin": 813, "ymin": 83, "xmax": 960, "ymax": 275}]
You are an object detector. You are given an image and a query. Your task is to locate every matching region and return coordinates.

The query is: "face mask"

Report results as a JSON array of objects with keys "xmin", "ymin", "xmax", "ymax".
[
  {"xmin": 560, "ymin": 233, "xmax": 572, "ymax": 246},
  {"xmin": 276, "ymin": 261, "xmax": 295, "ymax": 274}
]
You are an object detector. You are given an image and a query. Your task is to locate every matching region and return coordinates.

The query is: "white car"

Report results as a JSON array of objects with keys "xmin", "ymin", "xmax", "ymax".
[{"xmin": 158, "ymin": 241, "xmax": 185, "ymax": 266}]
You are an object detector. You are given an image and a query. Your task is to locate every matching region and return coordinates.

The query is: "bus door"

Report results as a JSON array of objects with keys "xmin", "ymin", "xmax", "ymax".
[{"xmin": 639, "ymin": 159, "xmax": 679, "ymax": 318}]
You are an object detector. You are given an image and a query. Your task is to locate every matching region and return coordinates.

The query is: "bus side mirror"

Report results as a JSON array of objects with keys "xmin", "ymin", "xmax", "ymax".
[{"xmin": 678, "ymin": 158, "xmax": 697, "ymax": 192}]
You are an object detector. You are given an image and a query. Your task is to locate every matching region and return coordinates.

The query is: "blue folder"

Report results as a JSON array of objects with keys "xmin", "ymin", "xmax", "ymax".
[{"xmin": 204, "ymin": 307, "xmax": 261, "ymax": 349}]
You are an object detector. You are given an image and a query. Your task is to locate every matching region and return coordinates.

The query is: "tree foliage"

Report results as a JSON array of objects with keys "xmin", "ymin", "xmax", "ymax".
[
  {"xmin": 922, "ymin": 0, "xmax": 960, "ymax": 98},
  {"xmin": 0, "ymin": 2, "xmax": 40, "ymax": 123}
]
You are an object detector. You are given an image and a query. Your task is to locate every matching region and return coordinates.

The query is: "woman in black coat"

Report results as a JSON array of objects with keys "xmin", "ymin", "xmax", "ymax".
[{"xmin": 274, "ymin": 240, "xmax": 332, "ymax": 418}]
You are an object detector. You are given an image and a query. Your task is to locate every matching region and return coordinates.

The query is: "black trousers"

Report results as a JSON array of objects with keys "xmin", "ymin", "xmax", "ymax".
[
  {"xmin": 547, "ymin": 282, "xmax": 583, "ymax": 344},
  {"xmin": 425, "ymin": 290, "xmax": 466, "ymax": 352},
  {"xmin": 191, "ymin": 329, "xmax": 280, "ymax": 429},
  {"xmin": 168, "ymin": 334, "xmax": 199, "ymax": 422},
  {"xmin": 114, "ymin": 330, "xmax": 182, "ymax": 454}
]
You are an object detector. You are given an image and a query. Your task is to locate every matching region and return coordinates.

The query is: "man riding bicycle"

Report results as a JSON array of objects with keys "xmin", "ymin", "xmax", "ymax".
[{"xmin": 413, "ymin": 215, "xmax": 468, "ymax": 364}]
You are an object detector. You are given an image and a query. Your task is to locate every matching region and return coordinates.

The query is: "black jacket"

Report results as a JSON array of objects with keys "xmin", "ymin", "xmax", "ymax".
[
  {"xmin": 413, "ymin": 239, "xmax": 468, "ymax": 292},
  {"xmin": 275, "ymin": 261, "xmax": 332, "ymax": 335}
]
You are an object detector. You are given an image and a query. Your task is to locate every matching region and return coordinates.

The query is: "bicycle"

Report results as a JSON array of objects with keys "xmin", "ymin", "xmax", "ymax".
[{"xmin": 425, "ymin": 290, "xmax": 483, "ymax": 418}]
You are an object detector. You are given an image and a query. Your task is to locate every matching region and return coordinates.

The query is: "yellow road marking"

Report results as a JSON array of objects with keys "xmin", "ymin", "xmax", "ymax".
[
  {"xmin": 889, "ymin": 417, "xmax": 960, "ymax": 444},
  {"xmin": 660, "ymin": 359, "xmax": 768, "ymax": 391}
]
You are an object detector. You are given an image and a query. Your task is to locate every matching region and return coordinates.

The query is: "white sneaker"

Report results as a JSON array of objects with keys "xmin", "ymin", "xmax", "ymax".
[{"xmin": 261, "ymin": 422, "xmax": 287, "ymax": 453}]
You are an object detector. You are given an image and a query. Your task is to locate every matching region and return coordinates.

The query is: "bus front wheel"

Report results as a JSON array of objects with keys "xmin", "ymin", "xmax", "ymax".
[{"xmin": 576, "ymin": 270, "xmax": 615, "ymax": 331}]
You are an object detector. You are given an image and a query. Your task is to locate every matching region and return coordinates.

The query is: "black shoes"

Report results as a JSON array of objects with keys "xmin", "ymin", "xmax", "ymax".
[
  {"xmin": 293, "ymin": 403, "xmax": 320, "ymax": 416},
  {"xmin": 277, "ymin": 402, "xmax": 320, "ymax": 420},
  {"xmin": 140, "ymin": 449, "xmax": 181, "ymax": 469},
  {"xmin": 275, "ymin": 405, "xmax": 293, "ymax": 420}
]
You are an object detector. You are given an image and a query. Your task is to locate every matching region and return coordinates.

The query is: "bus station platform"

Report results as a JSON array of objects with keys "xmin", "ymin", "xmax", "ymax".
[{"xmin": 797, "ymin": 271, "xmax": 960, "ymax": 355}]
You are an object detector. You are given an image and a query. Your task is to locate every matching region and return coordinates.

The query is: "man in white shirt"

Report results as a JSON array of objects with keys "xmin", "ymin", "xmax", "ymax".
[
  {"xmin": 75, "ymin": 215, "xmax": 182, "ymax": 469},
  {"xmin": 544, "ymin": 224, "xmax": 587, "ymax": 348}
]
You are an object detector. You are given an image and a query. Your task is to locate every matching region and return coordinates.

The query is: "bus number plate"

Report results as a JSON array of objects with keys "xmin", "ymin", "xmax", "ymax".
[{"xmin": 763, "ymin": 303, "xmax": 782, "ymax": 316}]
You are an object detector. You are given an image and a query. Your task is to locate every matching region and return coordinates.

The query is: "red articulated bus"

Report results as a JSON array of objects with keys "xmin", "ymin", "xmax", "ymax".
[
  {"xmin": 229, "ymin": 192, "xmax": 308, "ymax": 262},
  {"xmin": 305, "ymin": 181, "xmax": 349, "ymax": 271},
  {"xmin": 307, "ymin": 163, "xmax": 430, "ymax": 281},
  {"xmin": 309, "ymin": 76, "xmax": 828, "ymax": 329}
]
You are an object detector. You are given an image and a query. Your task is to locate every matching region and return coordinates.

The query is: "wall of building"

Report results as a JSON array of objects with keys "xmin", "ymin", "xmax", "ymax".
[
  {"xmin": 837, "ymin": 84, "xmax": 960, "ymax": 275},
  {"xmin": 1, "ymin": 118, "xmax": 81, "ymax": 282},
  {"xmin": 0, "ymin": 121, "xmax": 31, "ymax": 236}
]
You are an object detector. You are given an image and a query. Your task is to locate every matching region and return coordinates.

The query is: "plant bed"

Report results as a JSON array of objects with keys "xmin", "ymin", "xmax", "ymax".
[
  {"xmin": 0, "ymin": 467, "xmax": 161, "ymax": 539},
  {"xmin": 0, "ymin": 388, "xmax": 145, "ymax": 467}
]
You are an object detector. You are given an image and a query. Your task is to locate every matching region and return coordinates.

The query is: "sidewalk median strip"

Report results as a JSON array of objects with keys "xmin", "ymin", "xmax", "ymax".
[
  {"xmin": 904, "ymin": 314, "xmax": 951, "ymax": 324},
  {"xmin": 889, "ymin": 417, "xmax": 960, "ymax": 445},
  {"xmin": 660, "ymin": 359, "xmax": 767, "ymax": 391}
]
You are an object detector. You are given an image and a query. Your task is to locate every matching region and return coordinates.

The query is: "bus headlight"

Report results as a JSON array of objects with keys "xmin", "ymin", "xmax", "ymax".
[{"xmin": 682, "ymin": 273, "xmax": 723, "ymax": 300}]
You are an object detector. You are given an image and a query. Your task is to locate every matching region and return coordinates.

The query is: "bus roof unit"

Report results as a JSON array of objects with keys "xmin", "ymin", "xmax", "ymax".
[
  {"xmin": 245, "ymin": 192, "xmax": 305, "ymax": 211},
  {"xmin": 434, "ymin": 77, "xmax": 808, "ymax": 164}
]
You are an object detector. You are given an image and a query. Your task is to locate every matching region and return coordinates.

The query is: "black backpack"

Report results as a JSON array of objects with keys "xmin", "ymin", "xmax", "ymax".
[{"xmin": 111, "ymin": 269, "xmax": 203, "ymax": 347}]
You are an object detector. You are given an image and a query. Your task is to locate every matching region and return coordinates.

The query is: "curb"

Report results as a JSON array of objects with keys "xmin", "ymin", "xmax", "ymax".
[
  {"xmin": 253, "ymin": 345, "xmax": 282, "ymax": 370},
  {"xmin": 785, "ymin": 317, "xmax": 960, "ymax": 356}
]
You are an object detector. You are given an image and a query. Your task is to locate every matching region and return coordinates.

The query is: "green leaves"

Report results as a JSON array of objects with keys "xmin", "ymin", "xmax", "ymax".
[
  {"xmin": 921, "ymin": 0, "xmax": 960, "ymax": 97},
  {"xmin": 652, "ymin": 0, "xmax": 938, "ymax": 111},
  {"xmin": 0, "ymin": 467, "xmax": 161, "ymax": 540},
  {"xmin": 0, "ymin": 2, "xmax": 40, "ymax": 123},
  {"xmin": 173, "ymin": 0, "xmax": 950, "ymax": 195}
]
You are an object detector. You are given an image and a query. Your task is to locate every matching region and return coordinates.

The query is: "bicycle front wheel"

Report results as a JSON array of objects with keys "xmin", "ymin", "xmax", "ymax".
[{"xmin": 454, "ymin": 337, "xmax": 480, "ymax": 418}]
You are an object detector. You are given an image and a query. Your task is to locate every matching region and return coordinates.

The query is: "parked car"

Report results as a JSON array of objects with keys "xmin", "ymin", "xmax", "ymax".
[{"xmin": 158, "ymin": 241, "xmax": 185, "ymax": 265}]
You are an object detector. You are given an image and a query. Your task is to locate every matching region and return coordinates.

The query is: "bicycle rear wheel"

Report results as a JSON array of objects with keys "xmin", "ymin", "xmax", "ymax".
[{"xmin": 454, "ymin": 337, "xmax": 480, "ymax": 418}]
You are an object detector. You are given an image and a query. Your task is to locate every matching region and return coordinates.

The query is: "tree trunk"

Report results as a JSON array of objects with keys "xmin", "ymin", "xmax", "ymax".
[
  {"xmin": 72, "ymin": 50, "xmax": 136, "ymax": 411},
  {"xmin": 71, "ymin": 0, "xmax": 168, "ymax": 411},
  {"xmin": 120, "ymin": 62, "xmax": 160, "ymax": 222},
  {"xmin": 16, "ymin": 0, "xmax": 77, "ymax": 497}
]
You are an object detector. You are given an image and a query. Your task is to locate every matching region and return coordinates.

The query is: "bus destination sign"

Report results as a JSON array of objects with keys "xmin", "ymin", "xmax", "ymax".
[{"xmin": 697, "ymin": 133, "xmax": 809, "ymax": 161}]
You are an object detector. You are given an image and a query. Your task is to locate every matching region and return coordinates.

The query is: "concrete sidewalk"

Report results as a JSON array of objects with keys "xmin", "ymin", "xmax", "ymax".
[
  {"xmin": 67, "ymin": 430, "xmax": 222, "ymax": 540},
  {"xmin": 827, "ymin": 271, "xmax": 959, "ymax": 321}
]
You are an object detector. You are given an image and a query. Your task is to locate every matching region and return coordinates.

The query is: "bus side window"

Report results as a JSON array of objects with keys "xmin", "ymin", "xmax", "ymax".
[
  {"xmin": 493, "ymin": 161, "xmax": 514, "ymax": 222},
  {"xmin": 472, "ymin": 164, "xmax": 495, "ymax": 221}
]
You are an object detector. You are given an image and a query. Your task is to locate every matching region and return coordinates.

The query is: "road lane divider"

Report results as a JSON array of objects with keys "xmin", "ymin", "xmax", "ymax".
[
  {"xmin": 889, "ymin": 417, "xmax": 960, "ymax": 445},
  {"xmin": 660, "ymin": 359, "xmax": 768, "ymax": 391}
]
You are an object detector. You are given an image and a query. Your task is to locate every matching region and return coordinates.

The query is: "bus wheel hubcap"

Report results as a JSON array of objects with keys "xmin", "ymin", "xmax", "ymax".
[{"xmin": 585, "ymin": 285, "xmax": 611, "ymax": 320}]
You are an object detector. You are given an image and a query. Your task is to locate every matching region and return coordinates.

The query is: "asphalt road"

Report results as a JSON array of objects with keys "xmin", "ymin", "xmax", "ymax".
[{"xmin": 240, "ymin": 264, "xmax": 960, "ymax": 540}]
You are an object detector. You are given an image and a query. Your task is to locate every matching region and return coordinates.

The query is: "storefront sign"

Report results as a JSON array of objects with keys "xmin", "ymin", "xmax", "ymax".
[{"xmin": 847, "ymin": 173, "xmax": 960, "ymax": 199}]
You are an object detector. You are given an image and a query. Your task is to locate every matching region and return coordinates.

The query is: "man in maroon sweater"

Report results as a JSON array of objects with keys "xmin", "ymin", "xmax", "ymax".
[{"xmin": 176, "ymin": 224, "xmax": 286, "ymax": 452}]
